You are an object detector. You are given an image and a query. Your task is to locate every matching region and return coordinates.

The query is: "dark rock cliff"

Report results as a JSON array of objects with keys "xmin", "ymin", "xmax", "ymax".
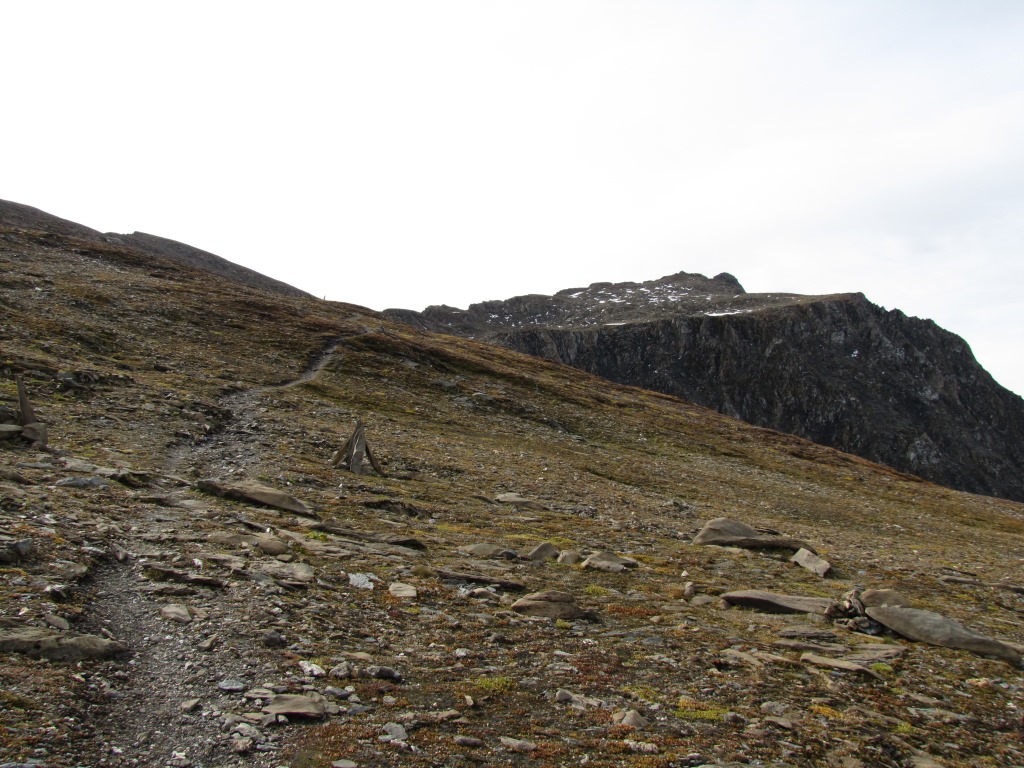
[{"xmin": 386, "ymin": 271, "xmax": 1024, "ymax": 502}]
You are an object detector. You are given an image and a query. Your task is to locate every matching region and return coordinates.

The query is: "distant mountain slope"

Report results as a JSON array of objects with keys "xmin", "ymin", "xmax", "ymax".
[
  {"xmin": 0, "ymin": 199, "xmax": 311, "ymax": 299},
  {"xmin": 386, "ymin": 271, "xmax": 1024, "ymax": 502}
]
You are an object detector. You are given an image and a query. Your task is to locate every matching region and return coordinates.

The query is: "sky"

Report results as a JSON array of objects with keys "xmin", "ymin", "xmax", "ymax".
[{"xmin": 4, "ymin": 1, "xmax": 1024, "ymax": 396}]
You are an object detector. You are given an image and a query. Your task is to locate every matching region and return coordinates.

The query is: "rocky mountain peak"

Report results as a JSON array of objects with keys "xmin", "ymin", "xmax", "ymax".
[{"xmin": 387, "ymin": 272, "xmax": 1024, "ymax": 503}]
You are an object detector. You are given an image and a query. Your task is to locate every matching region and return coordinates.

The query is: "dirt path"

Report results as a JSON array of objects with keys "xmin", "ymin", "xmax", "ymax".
[{"xmin": 75, "ymin": 338, "xmax": 347, "ymax": 767}]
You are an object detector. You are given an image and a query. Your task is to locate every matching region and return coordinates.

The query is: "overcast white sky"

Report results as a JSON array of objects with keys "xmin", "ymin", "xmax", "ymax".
[{"xmin": 4, "ymin": 1, "xmax": 1023, "ymax": 395}]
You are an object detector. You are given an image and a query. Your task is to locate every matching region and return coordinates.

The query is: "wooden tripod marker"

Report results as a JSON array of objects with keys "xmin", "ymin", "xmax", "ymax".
[{"xmin": 331, "ymin": 418, "xmax": 384, "ymax": 476}]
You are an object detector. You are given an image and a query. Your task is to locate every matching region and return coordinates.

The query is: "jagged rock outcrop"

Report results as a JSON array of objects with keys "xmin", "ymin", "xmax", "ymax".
[{"xmin": 386, "ymin": 271, "xmax": 1024, "ymax": 502}]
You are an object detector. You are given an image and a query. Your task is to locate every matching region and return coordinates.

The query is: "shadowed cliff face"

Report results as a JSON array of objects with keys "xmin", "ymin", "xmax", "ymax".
[{"xmin": 387, "ymin": 273, "xmax": 1024, "ymax": 502}]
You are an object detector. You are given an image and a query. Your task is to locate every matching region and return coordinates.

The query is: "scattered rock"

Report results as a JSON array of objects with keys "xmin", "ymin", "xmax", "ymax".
[
  {"xmin": 511, "ymin": 590, "xmax": 595, "ymax": 620},
  {"xmin": 800, "ymin": 652, "xmax": 884, "ymax": 680},
  {"xmin": 256, "ymin": 560, "xmax": 315, "ymax": 584},
  {"xmin": 254, "ymin": 535, "xmax": 290, "ymax": 556},
  {"xmin": 0, "ymin": 628, "xmax": 126, "ymax": 661},
  {"xmin": 859, "ymin": 589, "xmax": 909, "ymax": 608},
  {"xmin": 0, "ymin": 538, "xmax": 35, "ymax": 564},
  {"xmin": 43, "ymin": 614, "xmax": 70, "ymax": 631},
  {"xmin": 459, "ymin": 542, "xmax": 517, "ymax": 559},
  {"xmin": 196, "ymin": 478, "xmax": 316, "ymax": 517},
  {"xmin": 612, "ymin": 709, "xmax": 649, "ymax": 728},
  {"xmin": 527, "ymin": 542, "xmax": 560, "ymax": 561},
  {"xmin": 791, "ymin": 548, "xmax": 832, "ymax": 577},
  {"xmin": 580, "ymin": 550, "xmax": 639, "ymax": 572},
  {"xmin": 692, "ymin": 518, "xmax": 814, "ymax": 553},
  {"xmin": 388, "ymin": 581, "xmax": 418, "ymax": 599},
  {"xmin": 866, "ymin": 606, "xmax": 1023, "ymax": 665},
  {"xmin": 262, "ymin": 629, "xmax": 288, "ymax": 648},
  {"xmin": 262, "ymin": 693, "xmax": 327, "ymax": 718},
  {"xmin": 720, "ymin": 590, "xmax": 834, "ymax": 615},
  {"xmin": 365, "ymin": 665, "xmax": 402, "ymax": 682},
  {"xmin": 500, "ymin": 736, "xmax": 537, "ymax": 752},
  {"xmin": 160, "ymin": 604, "xmax": 193, "ymax": 624},
  {"xmin": 495, "ymin": 492, "xmax": 548, "ymax": 510},
  {"xmin": 299, "ymin": 660, "xmax": 326, "ymax": 677},
  {"xmin": 380, "ymin": 722, "xmax": 408, "ymax": 742}
]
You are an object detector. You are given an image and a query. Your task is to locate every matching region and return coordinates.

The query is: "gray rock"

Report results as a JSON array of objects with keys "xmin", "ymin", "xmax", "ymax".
[
  {"xmin": 459, "ymin": 542, "xmax": 517, "ymax": 559},
  {"xmin": 692, "ymin": 518, "xmax": 814, "ymax": 553},
  {"xmin": 160, "ymin": 604, "xmax": 193, "ymax": 623},
  {"xmin": 329, "ymin": 662, "xmax": 353, "ymax": 679},
  {"xmin": 800, "ymin": 652, "xmax": 883, "ymax": 679},
  {"xmin": 511, "ymin": 590, "xmax": 595, "ymax": 620},
  {"xmin": 388, "ymin": 582, "xmax": 418, "ymax": 599},
  {"xmin": 365, "ymin": 665, "xmax": 402, "ymax": 682},
  {"xmin": 500, "ymin": 736, "xmax": 537, "ymax": 752},
  {"xmin": 790, "ymin": 548, "xmax": 831, "ymax": 577},
  {"xmin": 43, "ymin": 614, "xmax": 70, "ymax": 631},
  {"xmin": 720, "ymin": 590, "xmax": 834, "ymax": 615},
  {"xmin": 262, "ymin": 629, "xmax": 287, "ymax": 647},
  {"xmin": 494, "ymin": 493, "xmax": 548, "ymax": 510},
  {"xmin": 218, "ymin": 679, "xmax": 246, "ymax": 692},
  {"xmin": 454, "ymin": 735, "xmax": 484, "ymax": 747},
  {"xmin": 612, "ymin": 709, "xmax": 649, "ymax": 728},
  {"xmin": 299, "ymin": 660, "xmax": 326, "ymax": 677},
  {"xmin": 0, "ymin": 538, "xmax": 35, "ymax": 564},
  {"xmin": 262, "ymin": 693, "xmax": 327, "ymax": 717},
  {"xmin": 254, "ymin": 535, "xmax": 289, "ymax": 556},
  {"xmin": 580, "ymin": 550, "xmax": 639, "ymax": 572},
  {"xmin": 859, "ymin": 588, "xmax": 909, "ymax": 608},
  {"xmin": 528, "ymin": 542, "xmax": 560, "ymax": 561},
  {"xmin": 0, "ymin": 628, "xmax": 126, "ymax": 661},
  {"xmin": 556, "ymin": 550, "xmax": 581, "ymax": 565},
  {"xmin": 381, "ymin": 722, "xmax": 408, "ymax": 741},
  {"xmin": 196, "ymin": 478, "xmax": 315, "ymax": 517},
  {"xmin": 256, "ymin": 560, "xmax": 315, "ymax": 583},
  {"xmin": 866, "ymin": 606, "xmax": 1022, "ymax": 665}
]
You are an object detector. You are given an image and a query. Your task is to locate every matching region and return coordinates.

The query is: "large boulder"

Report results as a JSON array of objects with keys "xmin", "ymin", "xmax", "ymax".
[
  {"xmin": 720, "ymin": 590, "xmax": 834, "ymax": 615},
  {"xmin": 866, "ymin": 606, "xmax": 1022, "ymax": 666},
  {"xmin": 511, "ymin": 591, "xmax": 595, "ymax": 621},
  {"xmin": 0, "ymin": 628, "xmax": 126, "ymax": 661},
  {"xmin": 693, "ymin": 518, "xmax": 815, "ymax": 553},
  {"xmin": 197, "ymin": 479, "xmax": 315, "ymax": 517}
]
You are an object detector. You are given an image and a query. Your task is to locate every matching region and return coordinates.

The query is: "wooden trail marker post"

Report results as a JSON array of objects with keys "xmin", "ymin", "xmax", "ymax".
[{"xmin": 331, "ymin": 418, "xmax": 384, "ymax": 476}]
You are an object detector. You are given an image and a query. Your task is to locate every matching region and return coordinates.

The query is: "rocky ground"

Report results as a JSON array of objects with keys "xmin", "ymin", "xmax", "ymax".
[{"xmin": 2, "ymin": 224, "xmax": 1024, "ymax": 768}]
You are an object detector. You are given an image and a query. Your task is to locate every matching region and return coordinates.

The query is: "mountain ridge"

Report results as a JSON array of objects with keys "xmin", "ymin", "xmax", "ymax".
[
  {"xmin": 2, "ymin": 204, "xmax": 1023, "ymax": 766},
  {"xmin": 385, "ymin": 272, "xmax": 1024, "ymax": 503}
]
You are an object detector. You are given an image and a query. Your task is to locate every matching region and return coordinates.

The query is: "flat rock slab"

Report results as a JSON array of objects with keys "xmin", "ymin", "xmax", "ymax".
[
  {"xmin": 160, "ymin": 604, "xmax": 193, "ymax": 623},
  {"xmin": 866, "ymin": 606, "xmax": 1022, "ymax": 665},
  {"xmin": 791, "ymin": 548, "xmax": 831, "ymax": 577},
  {"xmin": 256, "ymin": 561, "xmax": 315, "ymax": 583},
  {"xmin": 0, "ymin": 628, "xmax": 126, "ymax": 661},
  {"xmin": 800, "ymin": 652, "xmax": 883, "ymax": 680},
  {"xmin": 528, "ymin": 542, "xmax": 560, "ymax": 561},
  {"xmin": 581, "ymin": 550, "xmax": 639, "ymax": 573},
  {"xmin": 458, "ymin": 543, "xmax": 517, "ymax": 559},
  {"xmin": 860, "ymin": 588, "xmax": 909, "ymax": 608},
  {"xmin": 721, "ymin": 590, "xmax": 834, "ymax": 615},
  {"xmin": 692, "ymin": 517, "xmax": 814, "ymax": 553},
  {"xmin": 388, "ymin": 582, "xmax": 418, "ymax": 599},
  {"xmin": 197, "ymin": 479, "xmax": 315, "ymax": 517},
  {"xmin": 494, "ymin": 493, "xmax": 548, "ymax": 510},
  {"xmin": 511, "ymin": 590, "xmax": 595, "ymax": 621},
  {"xmin": 262, "ymin": 693, "xmax": 327, "ymax": 718}
]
